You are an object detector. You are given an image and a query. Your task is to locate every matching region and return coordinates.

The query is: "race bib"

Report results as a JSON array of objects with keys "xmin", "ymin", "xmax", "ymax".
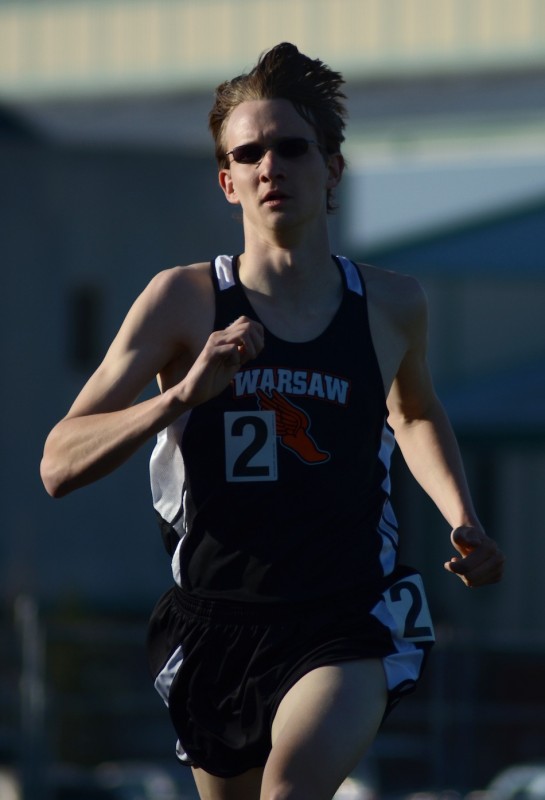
[
  {"xmin": 382, "ymin": 570, "xmax": 435, "ymax": 642},
  {"xmin": 224, "ymin": 411, "xmax": 278, "ymax": 482}
]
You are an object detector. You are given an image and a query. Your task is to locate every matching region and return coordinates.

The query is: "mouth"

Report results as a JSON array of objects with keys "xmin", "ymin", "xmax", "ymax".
[{"xmin": 261, "ymin": 190, "xmax": 290, "ymax": 206}]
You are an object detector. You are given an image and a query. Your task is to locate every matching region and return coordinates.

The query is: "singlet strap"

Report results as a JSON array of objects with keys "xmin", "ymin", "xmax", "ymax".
[
  {"xmin": 213, "ymin": 254, "xmax": 236, "ymax": 291},
  {"xmin": 334, "ymin": 255, "xmax": 364, "ymax": 296}
]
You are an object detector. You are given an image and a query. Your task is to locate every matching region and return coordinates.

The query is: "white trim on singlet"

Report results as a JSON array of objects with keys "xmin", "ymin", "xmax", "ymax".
[
  {"xmin": 335, "ymin": 255, "xmax": 364, "ymax": 296},
  {"xmin": 171, "ymin": 536, "xmax": 183, "ymax": 587},
  {"xmin": 150, "ymin": 415, "xmax": 189, "ymax": 534},
  {"xmin": 215, "ymin": 254, "xmax": 236, "ymax": 290},
  {"xmin": 376, "ymin": 422, "xmax": 399, "ymax": 576}
]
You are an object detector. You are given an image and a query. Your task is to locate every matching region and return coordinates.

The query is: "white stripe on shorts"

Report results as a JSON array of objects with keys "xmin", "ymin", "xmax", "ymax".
[{"xmin": 154, "ymin": 644, "xmax": 184, "ymax": 706}]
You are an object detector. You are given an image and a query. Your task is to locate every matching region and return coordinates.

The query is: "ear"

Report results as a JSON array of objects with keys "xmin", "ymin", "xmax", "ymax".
[
  {"xmin": 326, "ymin": 153, "xmax": 345, "ymax": 189},
  {"xmin": 218, "ymin": 168, "xmax": 240, "ymax": 205}
]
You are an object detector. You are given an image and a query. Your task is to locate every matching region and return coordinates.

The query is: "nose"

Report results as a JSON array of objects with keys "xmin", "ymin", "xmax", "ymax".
[{"xmin": 257, "ymin": 148, "xmax": 286, "ymax": 179}]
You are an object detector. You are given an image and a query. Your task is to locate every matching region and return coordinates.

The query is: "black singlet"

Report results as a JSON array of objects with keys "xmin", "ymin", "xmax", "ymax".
[{"xmin": 150, "ymin": 255, "xmax": 400, "ymax": 603}]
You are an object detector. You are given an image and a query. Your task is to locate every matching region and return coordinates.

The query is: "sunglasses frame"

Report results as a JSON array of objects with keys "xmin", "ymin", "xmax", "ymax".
[{"xmin": 225, "ymin": 137, "xmax": 321, "ymax": 165}]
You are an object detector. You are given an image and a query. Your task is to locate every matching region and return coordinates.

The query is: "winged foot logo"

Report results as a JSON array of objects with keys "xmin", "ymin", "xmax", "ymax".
[{"xmin": 257, "ymin": 389, "xmax": 329, "ymax": 464}]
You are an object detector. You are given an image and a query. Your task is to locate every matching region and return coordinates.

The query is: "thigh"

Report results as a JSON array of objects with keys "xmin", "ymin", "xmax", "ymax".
[
  {"xmin": 263, "ymin": 659, "xmax": 387, "ymax": 800},
  {"xmin": 191, "ymin": 766, "xmax": 263, "ymax": 800}
]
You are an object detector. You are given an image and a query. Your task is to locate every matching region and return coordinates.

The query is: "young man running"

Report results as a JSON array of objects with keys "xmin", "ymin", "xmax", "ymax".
[{"xmin": 41, "ymin": 42, "xmax": 504, "ymax": 800}]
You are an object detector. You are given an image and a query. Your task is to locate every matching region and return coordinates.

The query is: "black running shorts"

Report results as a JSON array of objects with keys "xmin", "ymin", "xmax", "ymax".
[{"xmin": 147, "ymin": 565, "xmax": 434, "ymax": 778}]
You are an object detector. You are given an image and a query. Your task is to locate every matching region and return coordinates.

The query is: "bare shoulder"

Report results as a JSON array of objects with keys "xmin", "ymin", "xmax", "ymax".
[
  {"xmin": 355, "ymin": 262, "xmax": 428, "ymax": 396},
  {"xmin": 135, "ymin": 261, "xmax": 214, "ymax": 340},
  {"xmin": 144, "ymin": 261, "xmax": 212, "ymax": 312},
  {"xmin": 64, "ymin": 261, "xmax": 215, "ymax": 415},
  {"xmin": 96, "ymin": 260, "xmax": 212, "ymax": 368},
  {"xmin": 135, "ymin": 261, "xmax": 216, "ymax": 391},
  {"xmin": 358, "ymin": 262, "xmax": 427, "ymax": 330}
]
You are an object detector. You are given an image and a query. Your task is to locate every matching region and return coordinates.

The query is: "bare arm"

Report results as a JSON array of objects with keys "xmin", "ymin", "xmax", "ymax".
[
  {"xmin": 386, "ymin": 283, "xmax": 504, "ymax": 587},
  {"xmin": 40, "ymin": 267, "xmax": 264, "ymax": 497}
]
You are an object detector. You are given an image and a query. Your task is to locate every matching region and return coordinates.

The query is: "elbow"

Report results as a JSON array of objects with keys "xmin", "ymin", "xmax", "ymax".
[
  {"xmin": 387, "ymin": 407, "xmax": 427, "ymax": 445},
  {"xmin": 40, "ymin": 453, "xmax": 71, "ymax": 498},
  {"xmin": 386, "ymin": 409, "xmax": 413, "ymax": 437},
  {"xmin": 387, "ymin": 393, "xmax": 442, "ymax": 432},
  {"xmin": 40, "ymin": 423, "xmax": 76, "ymax": 498}
]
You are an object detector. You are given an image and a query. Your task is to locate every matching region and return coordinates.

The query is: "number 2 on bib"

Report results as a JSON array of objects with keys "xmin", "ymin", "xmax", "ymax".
[{"xmin": 224, "ymin": 411, "xmax": 278, "ymax": 482}]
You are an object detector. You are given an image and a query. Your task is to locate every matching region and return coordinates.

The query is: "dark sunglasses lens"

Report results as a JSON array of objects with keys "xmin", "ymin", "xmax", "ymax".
[
  {"xmin": 230, "ymin": 138, "xmax": 311, "ymax": 163},
  {"xmin": 277, "ymin": 138, "xmax": 309, "ymax": 158},
  {"xmin": 232, "ymin": 144, "xmax": 263, "ymax": 163}
]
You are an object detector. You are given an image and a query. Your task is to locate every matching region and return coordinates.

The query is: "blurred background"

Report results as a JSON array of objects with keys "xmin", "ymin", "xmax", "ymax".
[{"xmin": 1, "ymin": 0, "xmax": 545, "ymax": 797}]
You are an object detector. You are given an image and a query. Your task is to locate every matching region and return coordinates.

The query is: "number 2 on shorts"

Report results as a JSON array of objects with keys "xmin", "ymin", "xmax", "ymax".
[{"xmin": 384, "ymin": 573, "xmax": 435, "ymax": 642}]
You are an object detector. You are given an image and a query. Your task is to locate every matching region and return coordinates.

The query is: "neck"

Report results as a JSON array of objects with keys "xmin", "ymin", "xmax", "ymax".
[
  {"xmin": 239, "ymin": 229, "xmax": 335, "ymax": 294},
  {"xmin": 236, "ymin": 248, "xmax": 343, "ymax": 342},
  {"xmin": 236, "ymin": 247, "xmax": 343, "ymax": 331},
  {"xmin": 240, "ymin": 204, "xmax": 334, "ymax": 275},
  {"xmin": 239, "ymin": 248, "xmax": 336, "ymax": 299}
]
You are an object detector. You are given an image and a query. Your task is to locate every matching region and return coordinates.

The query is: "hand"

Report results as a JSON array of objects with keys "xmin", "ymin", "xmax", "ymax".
[
  {"xmin": 178, "ymin": 316, "xmax": 264, "ymax": 408},
  {"xmin": 444, "ymin": 525, "xmax": 505, "ymax": 587}
]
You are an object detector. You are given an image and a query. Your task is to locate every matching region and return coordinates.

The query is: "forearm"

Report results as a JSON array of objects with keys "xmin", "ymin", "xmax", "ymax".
[
  {"xmin": 391, "ymin": 399, "xmax": 480, "ymax": 529},
  {"xmin": 40, "ymin": 387, "xmax": 185, "ymax": 498},
  {"xmin": 41, "ymin": 315, "xmax": 263, "ymax": 498}
]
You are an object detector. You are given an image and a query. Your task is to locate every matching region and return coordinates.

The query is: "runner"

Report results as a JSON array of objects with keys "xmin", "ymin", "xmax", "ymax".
[{"xmin": 41, "ymin": 42, "xmax": 504, "ymax": 800}]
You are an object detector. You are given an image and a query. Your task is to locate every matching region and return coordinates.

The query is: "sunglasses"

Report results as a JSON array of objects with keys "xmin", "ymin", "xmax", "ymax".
[{"xmin": 226, "ymin": 137, "xmax": 321, "ymax": 165}]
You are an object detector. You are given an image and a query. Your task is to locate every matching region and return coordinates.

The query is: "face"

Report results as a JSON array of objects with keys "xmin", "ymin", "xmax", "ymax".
[{"xmin": 218, "ymin": 98, "xmax": 343, "ymax": 236}]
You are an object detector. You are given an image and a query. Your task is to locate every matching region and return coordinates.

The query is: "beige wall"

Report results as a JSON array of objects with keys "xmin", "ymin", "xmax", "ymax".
[{"xmin": 2, "ymin": 0, "xmax": 545, "ymax": 99}]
